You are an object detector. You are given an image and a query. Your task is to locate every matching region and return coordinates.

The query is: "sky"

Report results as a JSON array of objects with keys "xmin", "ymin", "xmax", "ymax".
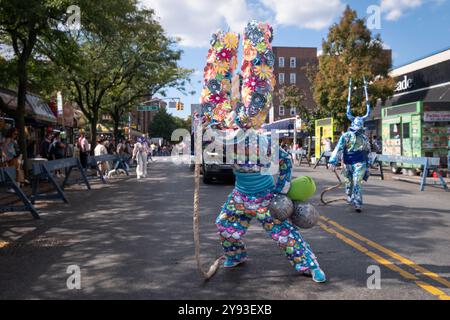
[{"xmin": 140, "ymin": 0, "xmax": 450, "ymax": 119}]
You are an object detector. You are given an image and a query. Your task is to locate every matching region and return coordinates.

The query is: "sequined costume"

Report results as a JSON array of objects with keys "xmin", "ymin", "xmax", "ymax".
[
  {"xmin": 329, "ymin": 78, "xmax": 372, "ymax": 211},
  {"xmin": 329, "ymin": 131, "xmax": 371, "ymax": 209},
  {"xmin": 199, "ymin": 22, "xmax": 324, "ymax": 279},
  {"xmin": 215, "ymin": 148, "xmax": 320, "ymax": 272}
]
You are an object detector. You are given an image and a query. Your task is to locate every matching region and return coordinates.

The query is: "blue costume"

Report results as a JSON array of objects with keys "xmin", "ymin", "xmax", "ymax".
[{"xmin": 329, "ymin": 79, "xmax": 372, "ymax": 212}]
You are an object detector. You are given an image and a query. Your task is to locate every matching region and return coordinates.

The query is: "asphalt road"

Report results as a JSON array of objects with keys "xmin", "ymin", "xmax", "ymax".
[{"xmin": 0, "ymin": 158, "xmax": 449, "ymax": 300}]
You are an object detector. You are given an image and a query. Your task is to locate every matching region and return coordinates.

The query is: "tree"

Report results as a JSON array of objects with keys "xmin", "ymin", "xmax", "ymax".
[
  {"xmin": 313, "ymin": 5, "xmax": 395, "ymax": 129},
  {"xmin": 148, "ymin": 108, "xmax": 189, "ymax": 142},
  {"xmin": 0, "ymin": 0, "xmax": 74, "ymax": 161},
  {"xmin": 54, "ymin": 6, "xmax": 191, "ymax": 147},
  {"xmin": 0, "ymin": 0, "xmax": 133, "ymax": 161}
]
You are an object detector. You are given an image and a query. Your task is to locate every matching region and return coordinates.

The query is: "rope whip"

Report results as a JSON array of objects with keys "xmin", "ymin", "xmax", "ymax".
[
  {"xmin": 320, "ymin": 169, "xmax": 347, "ymax": 205},
  {"xmin": 193, "ymin": 162, "xmax": 225, "ymax": 280}
]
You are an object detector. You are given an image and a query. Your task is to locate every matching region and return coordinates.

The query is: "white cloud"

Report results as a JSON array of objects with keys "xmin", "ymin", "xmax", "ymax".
[
  {"xmin": 140, "ymin": 0, "xmax": 251, "ymax": 47},
  {"xmin": 381, "ymin": 0, "xmax": 422, "ymax": 21},
  {"xmin": 140, "ymin": 0, "xmax": 346, "ymax": 48},
  {"xmin": 260, "ymin": 0, "xmax": 345, "ymax": 30}
]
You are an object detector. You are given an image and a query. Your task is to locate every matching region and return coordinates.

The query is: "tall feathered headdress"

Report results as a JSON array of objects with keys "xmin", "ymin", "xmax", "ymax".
[
  {"xmin": 346, "ymin": 77, "xmax": 371, "ymax": 131},
  {"xmin": 200, "ymin": 21, "xmax": 275, "ymax": 131}
]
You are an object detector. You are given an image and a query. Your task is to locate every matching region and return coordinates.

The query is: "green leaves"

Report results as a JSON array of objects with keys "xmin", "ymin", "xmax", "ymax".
[
  {"xmin": 313, "ymin": 5, "xmax": 395, "ymax": 129},
  {"xmin": 148, "ymin": 108, "xmax": 189, "ymax": 142}
]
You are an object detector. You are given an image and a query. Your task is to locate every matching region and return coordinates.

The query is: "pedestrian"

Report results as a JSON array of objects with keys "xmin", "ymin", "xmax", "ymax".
[
  {"xmin": 1, "ymin": 128, "xmax": 24, "ymax": 190},
  {"xmin": 132, "ymin": 136, "xmax": 148, "ymax": 179},
  {"xmin": 48, "ymin": 132, "xmax": 66, "ymax": 161},
  {"xmin": 39, "ymin": 133, "xmax": 52, "ymax": 160},
  {"xmin": 107, "ymin": 138, "xmax": 115, "ymax": 154},
  {"xmin": 115, "ymin": 138, "xmax": 130, "ymax": 172},
  {"xmin": 77, "ymin": 129, "xmax": 90, "ymax": 168},
  {"xmin": 150, "ymin": 142, "xmax": 156, "ymax": 157},
  {"xmin": 48, "ymin": 132, "xmax": 66, "ymax": 177},
  {"xmin": 94, "ymin": 137, "xmax": 109, "ymax": 178},
  {"xmin": 373, "ymin": 135, "xmax": 382, "ymax": 154}
]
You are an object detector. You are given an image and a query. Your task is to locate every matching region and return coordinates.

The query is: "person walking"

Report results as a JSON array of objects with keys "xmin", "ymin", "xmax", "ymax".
[
  {"xmin": 132, "ymin": 136, "xmax": 148, "ymax": 179},
  {"xmin": 1, "ymin": 128, "xmax": 24, "ymax": 190},
  {"xmin": 94, "ymin": 137, "xmax": 109, "ymax": 178},
  {"xmin": 39, "ymin": 133, "xmax": 52, "ymax": 160},
  {"xmin": 115, "ymin": 138, "xmax": 130, "ymax": 172},
  {"xmin": 77, "ymin": 129, "xmax": 90, "ymax": 169},
  {"xmin": 48, "ymin": 132, "xmax": 66, "ymax": 177}
]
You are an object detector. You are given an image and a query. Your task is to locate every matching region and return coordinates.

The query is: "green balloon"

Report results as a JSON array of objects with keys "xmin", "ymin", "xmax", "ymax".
[{"xmin": 287, "ymin": 176, "xmax": 316, "ymax": 201}]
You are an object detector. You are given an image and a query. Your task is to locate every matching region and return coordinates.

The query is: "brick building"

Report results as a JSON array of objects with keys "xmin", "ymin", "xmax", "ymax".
[
  {"xmin": 270, "ymin": 46, "xmax": 318, "ymax": 123},
  {"xmin": 129, "ymin": 98, "xmax": 167, "ymax": 137}
]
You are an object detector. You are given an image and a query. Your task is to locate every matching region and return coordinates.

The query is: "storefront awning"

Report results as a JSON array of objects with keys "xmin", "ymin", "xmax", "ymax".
[
  {"xmin": 261, "ymin": 117, "xmax": 308, "ymax": 138},
  {"xmin": 262, "ymin": 117, "xmax": 296, "ymax": 131},
  {"xmin": 384, "ymin": 83, "xmax": 450, "ymax": 107},
  {"xmin": 26, "ymin": 93, "xmax": 57, "ymax": 124},
  {"xmin": 0, "ymin": 88, "xmax": 57, "ymax": 125}
]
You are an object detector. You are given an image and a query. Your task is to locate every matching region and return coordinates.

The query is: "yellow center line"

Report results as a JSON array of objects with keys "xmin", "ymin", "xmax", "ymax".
[
  {"xmin": 320, "ymin": 216, "xmax": 450, "ymax": 289},
  {"xmin": 318, "ymin": 222, "xmax": 448, "ymax": 300}
]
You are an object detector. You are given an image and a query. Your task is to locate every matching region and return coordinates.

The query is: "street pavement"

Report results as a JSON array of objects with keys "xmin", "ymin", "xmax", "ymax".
[{"xmin": 0, "ymin": 158, "xmax": 449, "ymax": 300}]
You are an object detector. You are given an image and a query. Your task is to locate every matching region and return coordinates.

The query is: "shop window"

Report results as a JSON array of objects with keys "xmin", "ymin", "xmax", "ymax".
[
  {"xmin": 402, "ymin": 123, "xmax": 410, "ymax": 139},
  {"xmin": 390, "ymin": 123, "xmax": 401, "ymax": 139}
]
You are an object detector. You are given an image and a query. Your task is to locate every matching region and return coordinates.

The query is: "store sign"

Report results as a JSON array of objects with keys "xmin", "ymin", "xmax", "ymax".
[
  {"xmin": 394, "ymin": 75, "xmax": 413, "ymax": 93},
  {"xmin": 393, "ymin": 59, "xmax": 450, "ymax": 94},
  {"xmin": 424, "ymin": 111, "xmax": 450, "ymax": 122}
]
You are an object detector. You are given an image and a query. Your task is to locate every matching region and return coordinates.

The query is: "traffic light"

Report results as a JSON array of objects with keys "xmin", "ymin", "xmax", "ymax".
[{"xmin": 176, "ymin": 102, "xmax": 184, "ymax": 110}]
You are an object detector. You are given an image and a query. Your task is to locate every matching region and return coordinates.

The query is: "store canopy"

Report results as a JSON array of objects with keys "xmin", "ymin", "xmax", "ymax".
[
  {"xmin": 262, "ymin": 117, "xmax": 296, "ymax": 131},
  {"xmin": 26, "ymin": 93, "xmax": 57, "ymax": 124},
  {"xmin": 384, "ymin": 83, "xmax": 450, "ymax": 107},
  {"xmin": 0, "ymin": 88, "xmax": 57, "ymax": 125},
  {"xmin": 261, "ymin": 117, "xmax": 308, "ymax": 138},
  {"xmin": 96, "ymin": 123, "xmax": 112, "ymax": 133}
]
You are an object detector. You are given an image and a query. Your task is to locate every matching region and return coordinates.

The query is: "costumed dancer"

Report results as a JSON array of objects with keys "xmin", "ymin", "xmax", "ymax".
[
  {"xmin": 132, "ymin": 135, "xmax": 148, "ymax": 179},
  {"xmin": 200, "ymin": 21, "xmax": 326, "ymax": 283},
  {"xmin": 329, "ymin": 78, "xmax": 372, "ymax": 212}
]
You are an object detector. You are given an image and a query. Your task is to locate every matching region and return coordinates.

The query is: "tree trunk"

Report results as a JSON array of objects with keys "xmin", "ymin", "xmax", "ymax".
[
  {"xmin": 113, "ymin": 119, "xmax": 120, "ymax": 143},
  {"xmin": 16, "ymin": 59, "xmax": 28, "ymax": 165},
  {"xmin": 90, "ymin": 111, "xmax": 99, "ymax": 155}
]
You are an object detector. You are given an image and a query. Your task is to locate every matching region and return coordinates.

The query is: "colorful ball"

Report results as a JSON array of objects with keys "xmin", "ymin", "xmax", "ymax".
[
  {"xmin": 290, "ymin": 202, "xmax": 320, "ymax": 229},
  {"xmin": 287, "ymin": 176, "xmax": 316, "ymax": 201},
  {"xmin": 269, "ymin": 194, "xmax": 294, "ymax": 221}
]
